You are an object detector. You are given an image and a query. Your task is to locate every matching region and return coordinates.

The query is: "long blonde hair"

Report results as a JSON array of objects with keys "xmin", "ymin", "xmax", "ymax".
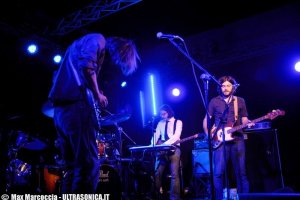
[{"xmin": 106, "ymin": 37, "xmax": 140, "ymax": 76}]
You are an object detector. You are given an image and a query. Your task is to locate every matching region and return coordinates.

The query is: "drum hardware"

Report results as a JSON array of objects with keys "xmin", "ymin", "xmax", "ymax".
[
  {"xmin": 6, "ymin": 133, "xmax": 47, "ymax": 169},
  {"xmin": 9, "ymin": 131, "xmax": 48, "ymax": 153},
  {"xmin": 95, "ymin": 110, "xmax": 138, "ymax": 198},
  {"xmin": 96, "ymin": 140, "xmax": 121, "ymax": 161},
  {"xmin": 100, "ymin": 113, "xmax": 131, "ymax": 126},
  {"xmin": 6, "ymin": 159, "xmax": 39, "ymax": 193},
  {"xmin": 123, "ymin": 157, "xmax": 153, "ymax": 199},
  {"xmin": 6, "ymin": 159, "xmax": 32, "ymax": 183},
  {"xmin": 5, "ymin": 129, "xmax": 61, "ymax": 194}
]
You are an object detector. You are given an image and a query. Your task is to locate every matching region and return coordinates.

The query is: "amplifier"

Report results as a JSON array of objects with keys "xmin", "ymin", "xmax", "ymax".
[
  {"xmin": 192, "ymin": 149, "xmax": 211, "ymax": 175},
  {"xmin": 194, "ymin": 138, "xmax": 208, "ymax": 149},
  {"xmin": 243, "ymin": 121, "xmax": 271, "ymax": 131}
]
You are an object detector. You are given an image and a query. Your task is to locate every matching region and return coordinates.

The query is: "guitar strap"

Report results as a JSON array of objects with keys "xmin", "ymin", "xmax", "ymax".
[
  {"xmin": 69, "ymin": 53, "xmax": 102, "ymax": 131},
  {"xmin": 174, "ymin": 119, "xmax": 177, "ymax": 134},
  {"xmin": 233, "ymin": 96, "xmax": 238, "ymax": 122},
  {"xmin": 68, "ymin": 52, "xmax": 83, "ymax": 87}
]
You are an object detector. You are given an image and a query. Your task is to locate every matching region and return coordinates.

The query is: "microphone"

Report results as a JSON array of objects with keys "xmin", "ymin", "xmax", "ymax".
[
  {"xmin": 234, "ymin": 83, "xmax": 240, "ymax": 88},
  {"xmin": 156, "ymin": 32, "xmax": 184, "ymax": 41},
  {"xmin": 145, "ymin": 116, "xmax": 160, "ymax": 124},
  {"xmin": 200, "ymin": 73, "xmax": 211, "ymax": 80},
  {"xmin": 151, "ymin": 115, "xmax": 161, "ymax": 120}
]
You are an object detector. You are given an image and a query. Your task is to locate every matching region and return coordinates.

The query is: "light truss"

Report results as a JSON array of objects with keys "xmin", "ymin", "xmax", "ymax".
[{"xmin": 51, "ymin": 0, "xmax": 142, "ymax": 36}]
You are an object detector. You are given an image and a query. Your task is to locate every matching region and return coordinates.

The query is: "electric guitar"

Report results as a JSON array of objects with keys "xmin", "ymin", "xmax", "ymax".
[
  {"xmin": 156, "ymin": 133, "xmax": 199, "ymax": 155},
  {"xmin": 211, "ymin": 109, "xmax": 285, "ymax": 149},
  {"xmin": 86, "ymin": 88, "xmax": 102, "ymax": 131}
]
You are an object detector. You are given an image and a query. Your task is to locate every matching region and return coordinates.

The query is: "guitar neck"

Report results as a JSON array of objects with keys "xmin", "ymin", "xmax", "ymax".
[
  {"xmin": 86, "ymin": 88, "xmax": 102, "ymax": 129},
  {"xmin": 173, "ymin": 134, "xmax": 197, "ymax": 145},
  {"xmin": 228, "ymin": 115, "xmax": 269, "ymax": 133}
]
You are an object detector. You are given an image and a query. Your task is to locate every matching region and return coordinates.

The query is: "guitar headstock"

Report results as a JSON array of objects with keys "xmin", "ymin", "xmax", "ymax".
[{"xmin": 267, "ymin": 109, "xmax": 285, "ymax": 120}]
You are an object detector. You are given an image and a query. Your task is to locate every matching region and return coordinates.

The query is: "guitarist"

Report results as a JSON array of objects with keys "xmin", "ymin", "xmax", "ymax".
[
  {"xmin": 150, "ymin": 104, "xmax": 183, "ymax": 200},
  {"xmin": 203, "ymin": 76, "xmax": 251, "ymax": 200},
  {"xmin": 48, "ymin": 34, "xmax": 140, "ymax": 193}
]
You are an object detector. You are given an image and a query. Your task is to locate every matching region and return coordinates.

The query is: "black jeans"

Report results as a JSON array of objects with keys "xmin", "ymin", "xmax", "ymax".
[
  {"xmin": 54, "ymin": 100, "xmax": 100, "ymax": 193},
  {"xmin": 213, "ymin": 139, "xmax": 249, "ymax": 200}
]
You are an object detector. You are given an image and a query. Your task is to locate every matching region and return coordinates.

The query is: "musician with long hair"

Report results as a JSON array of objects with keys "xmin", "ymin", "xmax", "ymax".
[
  {"xmin": 48, "ymin": 33, "xmax": 140, "ymax": 193},
  {"xmin": 150, "ymin": 104, "xmax": 183, "ymax": 200}
]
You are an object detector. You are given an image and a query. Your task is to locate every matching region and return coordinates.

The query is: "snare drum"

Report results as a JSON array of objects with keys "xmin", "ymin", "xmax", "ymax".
[{"xmin": 96, "ymin": 164, "xmax": 121, "ymax": 199}]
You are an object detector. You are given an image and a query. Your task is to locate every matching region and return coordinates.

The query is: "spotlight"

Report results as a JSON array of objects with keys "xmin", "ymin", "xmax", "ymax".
[
  {"xmin": 121, "ymin": 81, "xmax": 127, "ymax": 87},
  {"xmin": 167, "ymin": 83, "xmax": 185, "ymax": 102},
  {"xmin": 27, "ymin": 44, "xmax": 38, "ymax": 55},
  {"xmin": 295, "ymin": 61, "xmax": 300, "ymax": 72},
  {"xmin": 172, "ymin": 88, "xmax": 181, "ymax": 96},
  {"xmin": 53, "ymin": 54, "xmax": 62, "ymax": 64}
]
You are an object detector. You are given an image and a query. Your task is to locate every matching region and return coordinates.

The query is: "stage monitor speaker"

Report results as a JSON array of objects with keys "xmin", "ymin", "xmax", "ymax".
[
  {"xmin": 245, "ymin": 129, "xmax": 284, "ymax": 193},
  {"xmin": 239, "ymin": 192, "xmax": 300, "ymax": 200},
  {"xmin": 192, "ymin": 149, "xmax": 210, "ymax": 176}
]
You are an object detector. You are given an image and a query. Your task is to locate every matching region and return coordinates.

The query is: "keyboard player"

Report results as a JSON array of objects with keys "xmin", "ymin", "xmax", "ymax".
[{"xmin": 150, "ymin": 104, "xmax": 183, "ymax": 200}]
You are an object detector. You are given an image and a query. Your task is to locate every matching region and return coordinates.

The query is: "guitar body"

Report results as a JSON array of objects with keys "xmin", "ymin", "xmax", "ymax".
[
  {"xmin": 215, "ymin": 127, "xmax": 235, "ymax": 142},
  {"xmin": 211, "ymin": 109, "xmax": 285, "ymax": 149},
  {"xmin": 212, "ymin": 126, "xmax": 238, "ymax": 149}
]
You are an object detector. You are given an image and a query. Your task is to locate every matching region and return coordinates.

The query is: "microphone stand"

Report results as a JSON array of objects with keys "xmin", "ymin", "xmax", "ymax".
[
  {"xmin": 165, "ymin": 38, "xmax": 220, "ymax": 200},
  {"xmin": 201, "ymin": 74, "xmax": 215, "ymax": 199},
  {"xmin": 213, "ymin": 101, "xmax": 231, "ymax": 200},
  {"xmin": 114, "ymin": 122, "xmax": 137, "ymax": 198},
  {"xmin": 150, "ymin": 116, "xmax": 159, "ymax": 199}
]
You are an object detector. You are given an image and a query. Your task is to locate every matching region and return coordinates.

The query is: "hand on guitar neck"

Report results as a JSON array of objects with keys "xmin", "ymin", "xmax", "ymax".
[
  {"xmin": 86, "ymin": 88, "xmax": 104, "ymax": 130},
  {"xmin": 97, "ymin": 90, "xmax": 108, "ymax": 108}
]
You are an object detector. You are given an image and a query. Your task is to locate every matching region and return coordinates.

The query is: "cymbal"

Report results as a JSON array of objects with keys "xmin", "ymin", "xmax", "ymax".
[
  {"xmin": 4, "ymin": 114, "xmax": 30, "ymax": 130},
  {"xmin": 15, "ymin": 132, "xmax": 48, "ymax": 150},
  {"xmin": 21, "ymin": 137, "xmax": 48, "ymax": 150},
  {"xmin": 101, "ymin": 113, "xmax": 131, "ymax": 126},
  {"xmin": 7, "ymin": 114, "xmax": 24, "ymax": 121},
  {"xmin": 42, "ymin": 100, "xmax": 54, "ymax": 118}
]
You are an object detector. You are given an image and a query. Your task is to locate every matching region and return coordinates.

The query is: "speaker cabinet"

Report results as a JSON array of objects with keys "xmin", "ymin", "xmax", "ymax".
[
  {"xmin": 192, "ymin": 149, "xmax": 210, "ymax": 175},
  {"xmin": 245, "ymin": 129, "xmax": 284, "ymax": 192},
  {"xmin": 190, "ymin": 149, "xmax": 211, "ymax": 198},
  {"xmin": 239, "ymin": 192, "xmax": 300, "ymax": 200}
]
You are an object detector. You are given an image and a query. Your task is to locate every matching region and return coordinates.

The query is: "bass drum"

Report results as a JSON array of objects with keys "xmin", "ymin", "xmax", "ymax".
[{"xmin": 96, "ymin": 164, "xmax": 121, "ymax": 200}]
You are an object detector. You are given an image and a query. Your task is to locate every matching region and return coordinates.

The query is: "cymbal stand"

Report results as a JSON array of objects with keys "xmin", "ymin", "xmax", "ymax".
[
  {"xmin": 114, "ymin": 123, "xmax": 137, "ymax": 159},
  {"xmin": 114, "ymin": 122, "xmax": 137, "ymax": 198}
]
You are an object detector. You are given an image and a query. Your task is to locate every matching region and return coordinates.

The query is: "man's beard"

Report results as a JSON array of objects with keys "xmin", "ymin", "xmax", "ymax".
[{"xmin": 222, "ymin": 91, "xmax": 232, "ymax": 97}]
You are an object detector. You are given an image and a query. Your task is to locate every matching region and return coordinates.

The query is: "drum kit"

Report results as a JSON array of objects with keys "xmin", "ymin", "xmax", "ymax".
[
  {"xmin": 4, "ymin": 102, "xmax": 132, "ymax": 195},
  {"xmin": 5, "ymin": 129, "xmax": 54, "ymax": 194}
]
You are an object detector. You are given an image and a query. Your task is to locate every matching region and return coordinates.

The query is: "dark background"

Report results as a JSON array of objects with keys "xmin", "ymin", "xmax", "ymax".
[{"xmin": 0, "ymin": 0, "xmax": 300, "ymax": 195}]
